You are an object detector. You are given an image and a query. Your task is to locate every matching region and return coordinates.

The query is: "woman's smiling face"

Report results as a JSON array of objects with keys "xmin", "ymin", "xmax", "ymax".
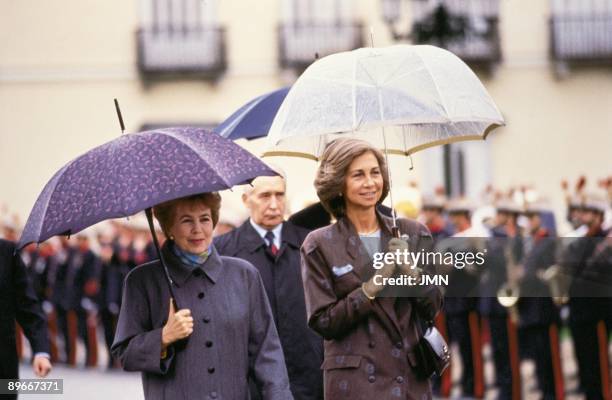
[
  {"xmin": 168, "ymin": 201, "xmax": 214, "ymax": 255},
  {"xmin": 343, "ymin": 151, "xmax": 384, "ymax": 212}
]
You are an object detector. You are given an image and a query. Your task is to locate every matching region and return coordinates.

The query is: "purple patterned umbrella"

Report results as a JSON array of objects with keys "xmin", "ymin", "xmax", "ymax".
[{"xmin": 19, "ymin": 127, "xmax": 277, "ymax": 248}]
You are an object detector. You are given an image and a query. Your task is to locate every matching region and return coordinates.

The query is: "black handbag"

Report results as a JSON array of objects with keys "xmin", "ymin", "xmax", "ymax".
[{"xmin": 410, "ymin": 315, "xmax": 450, "ymax": 380}]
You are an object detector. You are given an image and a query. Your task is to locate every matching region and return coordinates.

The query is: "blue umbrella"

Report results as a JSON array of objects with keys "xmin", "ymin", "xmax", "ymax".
[
  {"xmin": 214, "ymin": 86, "xmax": 290, "ymax": 140},
  {"xmin": 19, "ymin": 127, "xmax": 277, "ymax": 305}
]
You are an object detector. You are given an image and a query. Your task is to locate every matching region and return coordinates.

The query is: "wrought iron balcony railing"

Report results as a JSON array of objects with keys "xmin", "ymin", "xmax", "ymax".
[
  {"xmin": 137, "ymin": 26, "xmax": 227, "ymax": 80},
  {"xmin": 550, "ymin": 14, "xmax": 612, "ymax": 63},
  {"xmin": 410, "ymin": 0, "xmax": 501, "ymax": 70},
  {"xmin": 278, "ymin": 22, "xmax": 364, "ymax": 70}
]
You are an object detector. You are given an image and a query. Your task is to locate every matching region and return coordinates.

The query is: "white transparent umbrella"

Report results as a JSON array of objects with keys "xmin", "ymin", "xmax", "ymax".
[{"xmin": 264, "ymin": 44, "xmax": 504, "ymax": 161}]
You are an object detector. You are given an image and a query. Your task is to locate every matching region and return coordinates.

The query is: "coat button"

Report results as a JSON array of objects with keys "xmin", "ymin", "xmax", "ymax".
[
  {"xmin": 210, "ymin": 392, "xmax": 218, "ymax": 399},
  {"xmin": 208, "ymin": 367, "xmax": 215, "ymax": 374},
  {"xmin": 203, "ymin": 317, "xmax": 210, "ymax": 323},
  {"xmin": 193, "ymin": 269, "xmax": 202, "ymax": 277},
  {"xmin": 368, "ymin": 341, "xmax": 375, "ymax": 349},
  {"xmin": 396, "ymin": 376, "xmax": 404, "ymax": 383},
  {"xmin": 206, "ymin": 341, "xmax": 213, "ymax": 348},
  {"xmin": 395, "ymin": 341, "xmax": 403, "ymax": 349},
  {"xmin": 368, "ymin": 375, "xmax": 376, "ymax": 383},
  {"xmin": 198, "ymin": 292, "xmax": 205, "ymax": 299}
]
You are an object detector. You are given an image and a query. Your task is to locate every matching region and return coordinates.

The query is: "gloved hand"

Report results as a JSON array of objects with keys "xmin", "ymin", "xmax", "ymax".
[
  {"xmin": 388, "ymin": 237, "xmax": 420, "ymax": 278},
  {"xmin": 363, "ymin": 238, "xmax": 412, "ymax": 299},
  {"xmin": 387, "ymin": 237, "xmax": 409, "ymax": 253}
]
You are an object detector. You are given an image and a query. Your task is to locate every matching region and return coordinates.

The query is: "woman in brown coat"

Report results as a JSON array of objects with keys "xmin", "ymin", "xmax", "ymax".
[{"xmin": 300, "ymin": 138, "xmax": 442, "ymax": 400}]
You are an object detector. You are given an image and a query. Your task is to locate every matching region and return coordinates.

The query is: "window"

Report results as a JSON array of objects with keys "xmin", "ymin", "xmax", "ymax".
[
  {"xmin": 550, "ymin": 0, "xmax": 612, "ymax": 64},
  {"xmin": 279, "ymin": 0, "xmax": 363, "ymax": 70},
  {"xmin": 410, "ymin": 0, "xmax": 501, "ymax": 69},
  {"xmin": 137, "ymin": 0, "xmax": 226, "ymax": 79}
]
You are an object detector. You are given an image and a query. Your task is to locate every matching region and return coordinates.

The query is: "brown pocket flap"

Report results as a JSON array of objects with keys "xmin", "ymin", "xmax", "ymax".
[{"xmin": 321, "ymin": 355, "xmax": 363, "ymax": 370}]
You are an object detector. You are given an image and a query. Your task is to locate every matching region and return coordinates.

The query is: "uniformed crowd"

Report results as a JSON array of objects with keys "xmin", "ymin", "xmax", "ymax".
[
  {"xmin": 418, "ymin": 185, "xmax": 612, "ymax": 400},
  {"xmin": 1, "ymin": 217, "xmax": 158, "ymax": 369},
  {"xmin": 1, "ymin": 177, "xmax": 611, "ymax": 400}
]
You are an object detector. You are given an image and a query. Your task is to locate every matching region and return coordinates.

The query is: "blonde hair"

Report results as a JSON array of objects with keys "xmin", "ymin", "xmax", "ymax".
[{"xmin": 314, "ymin": 138, "xmax": 389, "ymax": 218}]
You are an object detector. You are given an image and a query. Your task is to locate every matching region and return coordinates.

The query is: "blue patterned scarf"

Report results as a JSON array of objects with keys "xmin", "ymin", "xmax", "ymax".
[{"xmin": 171, "ymin": 242, "xmax": 211, "ymax": 268}]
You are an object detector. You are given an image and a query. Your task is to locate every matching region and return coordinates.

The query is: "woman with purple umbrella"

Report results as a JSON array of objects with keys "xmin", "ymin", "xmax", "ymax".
[{"xmin": 110, "ymin": 192, "xmax": 293, "ymax": 400}]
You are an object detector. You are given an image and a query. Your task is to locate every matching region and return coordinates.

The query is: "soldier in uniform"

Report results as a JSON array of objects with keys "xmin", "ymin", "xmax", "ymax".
[
  {"xmin": 52, "ymin": 235, "xmax": 101, "ymax": 366},
  {"xmin": 565, "ymin": 195, "xmax": 588, "ymax": 238},
  {"xmin": 438, "ymin": 198, "xmax": 486, "ymax": 399},
  {"xmin": 480, "ymin": 199, "xmax": 523, "ymax": 400},
  {"xmin": 518, "ymin": 203, "xmax": 564, "ymax": 400},
  {"xmin": 420, "ymin": 194, "xmax": 454, "ymax": 397},
  {"xmin": 97, "ymin": 229, "xmax": 130, "ymax": 369},
  {"xmin": 561, "ymin": 194, "xmax": 611, "ymax": 400},
  {"xmin": 421, "ymin": 194, "xmax": 454, "ymax": 241}
]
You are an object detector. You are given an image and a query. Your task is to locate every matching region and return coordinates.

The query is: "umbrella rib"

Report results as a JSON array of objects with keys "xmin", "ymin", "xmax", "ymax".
[
  {"xmin": 413, "ymin": 51, "xmax": 451, "ymax": 119},
  {"xmin": 157, "ymin": 129, "xmax": 233, "ymax": 188}
]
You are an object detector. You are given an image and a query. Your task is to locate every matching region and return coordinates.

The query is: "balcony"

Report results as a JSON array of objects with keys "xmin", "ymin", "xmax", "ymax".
[
  {"xmin": 278, "ymin": 22, "xmax": 364, "ymax": 70},
  {"xmin": 409, "ymin": 0, "xmax": 501, "ymax": 71},
  {"xmin": 550, "ymin": 14, "xmax": 612, "ymax": 64},
  {"xmin": 137, "ymin": 26, "xmax": 227, "ymax": 80}
]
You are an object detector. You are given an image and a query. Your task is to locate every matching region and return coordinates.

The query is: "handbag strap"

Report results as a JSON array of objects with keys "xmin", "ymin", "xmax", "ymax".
[{"xmin": 411, "ymin": 299, "xmax": 433, "ymax": 339}]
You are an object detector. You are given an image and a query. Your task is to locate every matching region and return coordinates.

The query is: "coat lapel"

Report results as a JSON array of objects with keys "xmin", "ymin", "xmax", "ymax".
[
  {"xmin": 276, "ymin": 222, "xmax": 301, "ymax": 260},
  {"xmin": 337, "ymin": 214, "xmax": 404, "ymax": 342},
  {"xmin": 375, "ymin": 213, "xmax": 407, "ymax": 339}
]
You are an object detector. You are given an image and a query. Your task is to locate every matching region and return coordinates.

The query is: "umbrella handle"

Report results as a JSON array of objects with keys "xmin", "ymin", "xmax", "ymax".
[
  {"xmin": 145, "ymin": 208, "xmax": 180, "ymax": 309},
  {"xmin": 392, "ymin": 226, "xmax": 400, "ymax": 238}
]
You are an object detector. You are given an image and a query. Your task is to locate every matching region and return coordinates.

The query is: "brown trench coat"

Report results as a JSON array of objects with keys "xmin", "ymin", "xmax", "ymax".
[{"xmin": 300, "ymin": 212, "xmax": 442, "ymax": 400}]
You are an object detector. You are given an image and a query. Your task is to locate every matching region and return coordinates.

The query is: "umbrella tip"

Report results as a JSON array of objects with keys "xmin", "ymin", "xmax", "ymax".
[{"xmin": 114, "ymin": 98, "xmax": 126, "ymax": 134}]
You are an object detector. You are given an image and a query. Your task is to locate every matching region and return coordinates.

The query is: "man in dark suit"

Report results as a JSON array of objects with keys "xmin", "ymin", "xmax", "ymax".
[
  {"xmin": 0, "ymin": 239, "xmax": 52, "ymax": 399},
  {"xmin": 215, "ymin": 174, "xmax": 323, "ymax": 400}
]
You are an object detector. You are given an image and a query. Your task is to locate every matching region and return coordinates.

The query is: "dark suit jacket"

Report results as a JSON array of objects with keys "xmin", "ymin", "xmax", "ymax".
[
  {"xmin": 300, "ymin": 212, "xmax": 442, "ymax": 400},
  {"xmin": 214, "ymin": 221, "xmax": 323, "ymax": 400},
  {"xmin": 0, "ymin": 239, "xmax": 50, "ymax": 380}
]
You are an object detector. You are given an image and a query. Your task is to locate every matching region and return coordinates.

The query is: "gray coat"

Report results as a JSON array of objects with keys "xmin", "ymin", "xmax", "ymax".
[{"xmin": 111, "ymin": 243, "xmax": 293, "ymax": 400}]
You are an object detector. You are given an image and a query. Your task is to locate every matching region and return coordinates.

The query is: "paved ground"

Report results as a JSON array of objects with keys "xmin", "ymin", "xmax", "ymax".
[
  {"xmin": 19, "ymin": 365, "xmax": 143, "ymax": 400},
  {"xmin": 17, "ymin": 332, "xmax": 609, "ymax": 399}
]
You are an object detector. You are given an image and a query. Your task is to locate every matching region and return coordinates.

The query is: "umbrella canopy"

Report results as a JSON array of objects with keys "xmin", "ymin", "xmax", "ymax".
[
  {"xmin": 19, "ymin": 127, "xmax": 277, "ymax": 248},
  {"xmin": 214, "ymin": 87, "xmax": 290, "ymax": 141},
  {"xmin": 265, "ymin": 44, "xmax": 504, "ymax": 160}
]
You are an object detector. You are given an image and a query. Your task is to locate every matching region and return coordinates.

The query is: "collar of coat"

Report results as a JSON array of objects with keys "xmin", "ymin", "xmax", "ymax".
[
  {"xmin": 161, "ymin": 241, "xmax": 223, "ymax": 287},
  {"xmin": 337, "ymin": 209, "xmax": 399, "ymax": 262},
  {"xmin": 239, "ymin": 220, "xmax": 302, "ymax": 254}
]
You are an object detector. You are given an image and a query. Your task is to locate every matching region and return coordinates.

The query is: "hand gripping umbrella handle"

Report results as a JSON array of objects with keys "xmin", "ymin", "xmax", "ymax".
[{"xmin": 145, "ymin": 208, "xmax": 180, "ymax": 309}]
